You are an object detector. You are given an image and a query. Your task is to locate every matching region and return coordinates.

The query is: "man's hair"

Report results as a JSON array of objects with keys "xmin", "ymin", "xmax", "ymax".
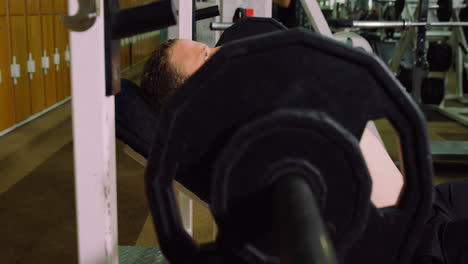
[{"xmin": 140, "ymin": 39, "xmax": 186, "ymax": 111}]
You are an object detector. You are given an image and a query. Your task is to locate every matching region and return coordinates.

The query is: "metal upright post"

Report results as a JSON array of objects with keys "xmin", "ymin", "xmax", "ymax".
[
  {"xmin": 300, "ymin": 0, "xmax": 334, "ymax": 37},
  {"xmin": 168, "ymin": 0, "xmax": 195, "ymax": 236},
  {"xmin": 411, "ymin": 1, "xmax": 430, "ymax": 103},
  {"xmin": 66, "ymin": 0, "xmax": 119, "ymax": 263}
]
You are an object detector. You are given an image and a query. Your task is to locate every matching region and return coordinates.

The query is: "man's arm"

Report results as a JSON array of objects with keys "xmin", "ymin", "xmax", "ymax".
[
  {"xmin": 273, "ymin": 0, "xmax": 293, "ymax": 8},
  {"xmin": 360, "ymin": 128, "xmax": 403, "ymax": 208}
]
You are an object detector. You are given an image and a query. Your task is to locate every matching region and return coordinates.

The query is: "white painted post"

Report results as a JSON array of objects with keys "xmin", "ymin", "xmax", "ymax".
[
  {"xmin": 220, "ymin": 0, "xmax": 272, "ymax": 22},
  {"xmin": 168, "ymin": 0, "xmax": 193, "ymax": 40},
  {"xmin": 68, "ymin": 0, "xmax": 119, "ymax": 263},
  {"xmin": 168, "ymin": 0, "xmax": 195, "ymax": 237},
  {"xmin": 300, "ymin": 0, "xmax": 333, "ymax": 37}
]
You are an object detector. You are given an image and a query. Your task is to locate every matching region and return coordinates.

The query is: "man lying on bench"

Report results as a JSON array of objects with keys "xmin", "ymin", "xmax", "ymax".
[
  {"xmin": 138, "ymin": 38, "xmax": 468, "ymax": 263},
  {"xmin": 139, "ymin": 38, "xmax": 402, "ymax": 208}
]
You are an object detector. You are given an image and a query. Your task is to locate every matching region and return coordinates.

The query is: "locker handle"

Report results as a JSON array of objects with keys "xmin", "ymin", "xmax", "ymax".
[{"xmin": 60, "ymin": 0, "xmax": 97, "ymax": 32}]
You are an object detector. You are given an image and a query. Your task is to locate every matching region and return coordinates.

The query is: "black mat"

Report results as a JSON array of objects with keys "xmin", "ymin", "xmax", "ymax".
[{"xmin": 422, "ymin": 107, "xmax": 453, "ymax": 122}]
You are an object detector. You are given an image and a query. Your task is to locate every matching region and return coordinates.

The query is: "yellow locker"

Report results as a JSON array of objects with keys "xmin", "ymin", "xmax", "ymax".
[
  {"xmin": 131, "ymin": 38, "xmax": 138, "ymax": 63},
  {"xmin": 146, "ymin": 35, "xmax": 158, "ymax": 58},
  {"xmin": 8, "ymin": 0, "xmax": 26, "ymax": 15},
  {"xmin": 55, "ymin": 0, "xmax": 67, "ymax": 14},
  {"xmin": 42, "ymin": 15, "xmax": 57, "ymax": 106},
  {"xmin": 119, "ymin": 0, "xmax": 129, "ymax": 9},
  {"xmin": 120, "ymin": 44, "xmax": 130, "ymax": 69},
  {"xmin": 62, "ymin": 20, "xmax": 70, "ymax": 97},
  {"xmin": 132, "ymin": 36, "xmax": 142, "ymax": 63},
  {"xmin": 40, "ymin": 0, "xmax": 54, "ymax": 14},
  {"xmin": 27, "ymin": 16, "xmax": 46, "ymax": 114},
  {"xmin": 10, "ymin": 16, "xmax": 32, "ymax": 122},
  {"xmin": 54, "ymin": 15, "xmax": 69, "ymax": 101},
  {"xmin": 26, "ymin": 0, "xmax": 41, "ymax": 15},
  {"xmin": 142, "ymin": 36, "xmax": 148, "ymax": 59},
  {"xmin": 0, "ymin": 0, "xmax": 6, "ymax": 15},
  {"xmin": 144, "ymin": 36, "xmax": 151, "ymax": 58},
  {"xmin": 0, "ymin": 17, "xmax": 15, "ymax": 131}
]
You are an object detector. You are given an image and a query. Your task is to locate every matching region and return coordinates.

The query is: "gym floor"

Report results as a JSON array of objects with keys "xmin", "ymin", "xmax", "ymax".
[{"xmin": 0, "ymin": 90, "xmax": 467, "ymax": 263}]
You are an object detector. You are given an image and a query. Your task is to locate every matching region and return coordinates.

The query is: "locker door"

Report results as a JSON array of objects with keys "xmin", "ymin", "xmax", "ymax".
[
  {"xmin": 42, "ymin": 15, "xmax": 57, "ymax": 106},
  {"xmin": 0, "ymin": 0, "xmax": 6, "ymax": 15},
  {"xmin": 55, "ymin": 0, "xmax": 67, "ymax": 14},
  {"xmin": 40, "ymin": 0, "xmax": 54, "ymax": 14},
  {"xmin": 10, "ymin": 16, "xmax": 32, "ymax": 122},
  {"xmin": 0, "ymin": 17, "xmax": 15, "ymax": 131},
  {"xmin": 54, "ymin": 15, "xmax": 69, "ymax": 101},
  {"xmin": 62, "ymin": 20, "xmax": 71, "ymax": 97},
  {"xmin": 27, "ymin": 15, "xmax": 45, "ymax": 114},
  {"xmin": 26, "ymin": 0, "xmax": 41, "ymax": 15},
  {"xmin": 8, "ymin": 0, "xmax": 26, "ymax": 15}
]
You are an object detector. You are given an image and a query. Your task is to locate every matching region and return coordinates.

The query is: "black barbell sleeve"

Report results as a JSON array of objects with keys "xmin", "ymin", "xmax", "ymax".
[{"xmin": 271, "ymin": 175, "xmax": 337, "ymax": 264}]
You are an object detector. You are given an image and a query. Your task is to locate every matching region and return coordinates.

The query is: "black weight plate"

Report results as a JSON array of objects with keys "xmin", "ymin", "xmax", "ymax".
[
  {"xmin": 397, "ymin": 66, "xmax": 413, "ymax": 93},
  {"xmin": 211, "ymin": 110, "xmax": 371, "ymax": 263},
  {"xmin": 421, "ymin": 77, "xmax": 445, "ymax": 105},
  {"xmin": 464, "ymin": 69, "xmax": 468, "ymax": 94},
  {"xmin": 145, "ymin": 29, "xmax": 433, "ymax": 264},
  {"xmin": 437, "ymin": 0, "xmax": 452, "ymax": 21},
  {"xmin": 395, "ymin": 0, "xmax": 405, "ymax": 19},
  {"xmin": 427, "ymin": 42, "xmax": 452, "ymax": 72}
]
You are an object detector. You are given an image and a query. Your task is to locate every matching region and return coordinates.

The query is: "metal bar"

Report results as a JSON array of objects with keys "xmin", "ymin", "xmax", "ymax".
[
  {"xmin": 112, "ymin": 1, "xmax": 177, "ymax": 39},
  {"xmin": 332, "ymin": 20, "xmax": 468, "ymax": 28},
  {"xmin": 195, "ymin": 5, "xmax": 220, "ymax": 21},
  {"xmin": 69, "ymin": 0, "xmax": 119, "ymax": 263},
  {"xmin": 210, "ymin": 21, "xmax": 232, "ymax": 30},
  {"xmin": 272, "ymin": 175, "xmax": 337, "ymax": 264}
]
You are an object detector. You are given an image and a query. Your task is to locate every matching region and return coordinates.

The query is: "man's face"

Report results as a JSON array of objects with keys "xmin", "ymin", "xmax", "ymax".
[{"xmin": 169, "ymin": 39, "xmax": 221, "ymax": 76}]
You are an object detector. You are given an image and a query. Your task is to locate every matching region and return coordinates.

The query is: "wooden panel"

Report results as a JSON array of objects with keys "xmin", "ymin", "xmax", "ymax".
[
  {"xmin": 40, "ymin": 0, "xmax": 54, "ymax": 14},
  {"xmin": 42, "ymin": 15, "xmax": 57, "ymax": 106},
  {"xmin": 55, "ymin": 0, "xmax": 67, "ymax": 14},
  {"xmin": 26, "ymin": 0, "xmax": 41, "ymax": 14},
  {"xmin": 8, "ymin": 0, "xmax": 26, "ymax": 15},
  {"xmin": 0, "ymin": 0, "xmax": 6, "ymax": 15},
  {"xmin": 54, "ymin": 15, "xmax": 69, "ymax": 100},
  {"xmin": 0, "ymin": 17, "xmax": 15, "ymax": 130},
  {"xmin": 27, "ymin": 16, "xmax": 45, "ymax": 114},
  {"xmin": 10, "ymin": 16, "xmax": 32, "ymax": 122},
  {"xmin": 120, "ymin": 44, "xmax": 130, "ymax": 69}
]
